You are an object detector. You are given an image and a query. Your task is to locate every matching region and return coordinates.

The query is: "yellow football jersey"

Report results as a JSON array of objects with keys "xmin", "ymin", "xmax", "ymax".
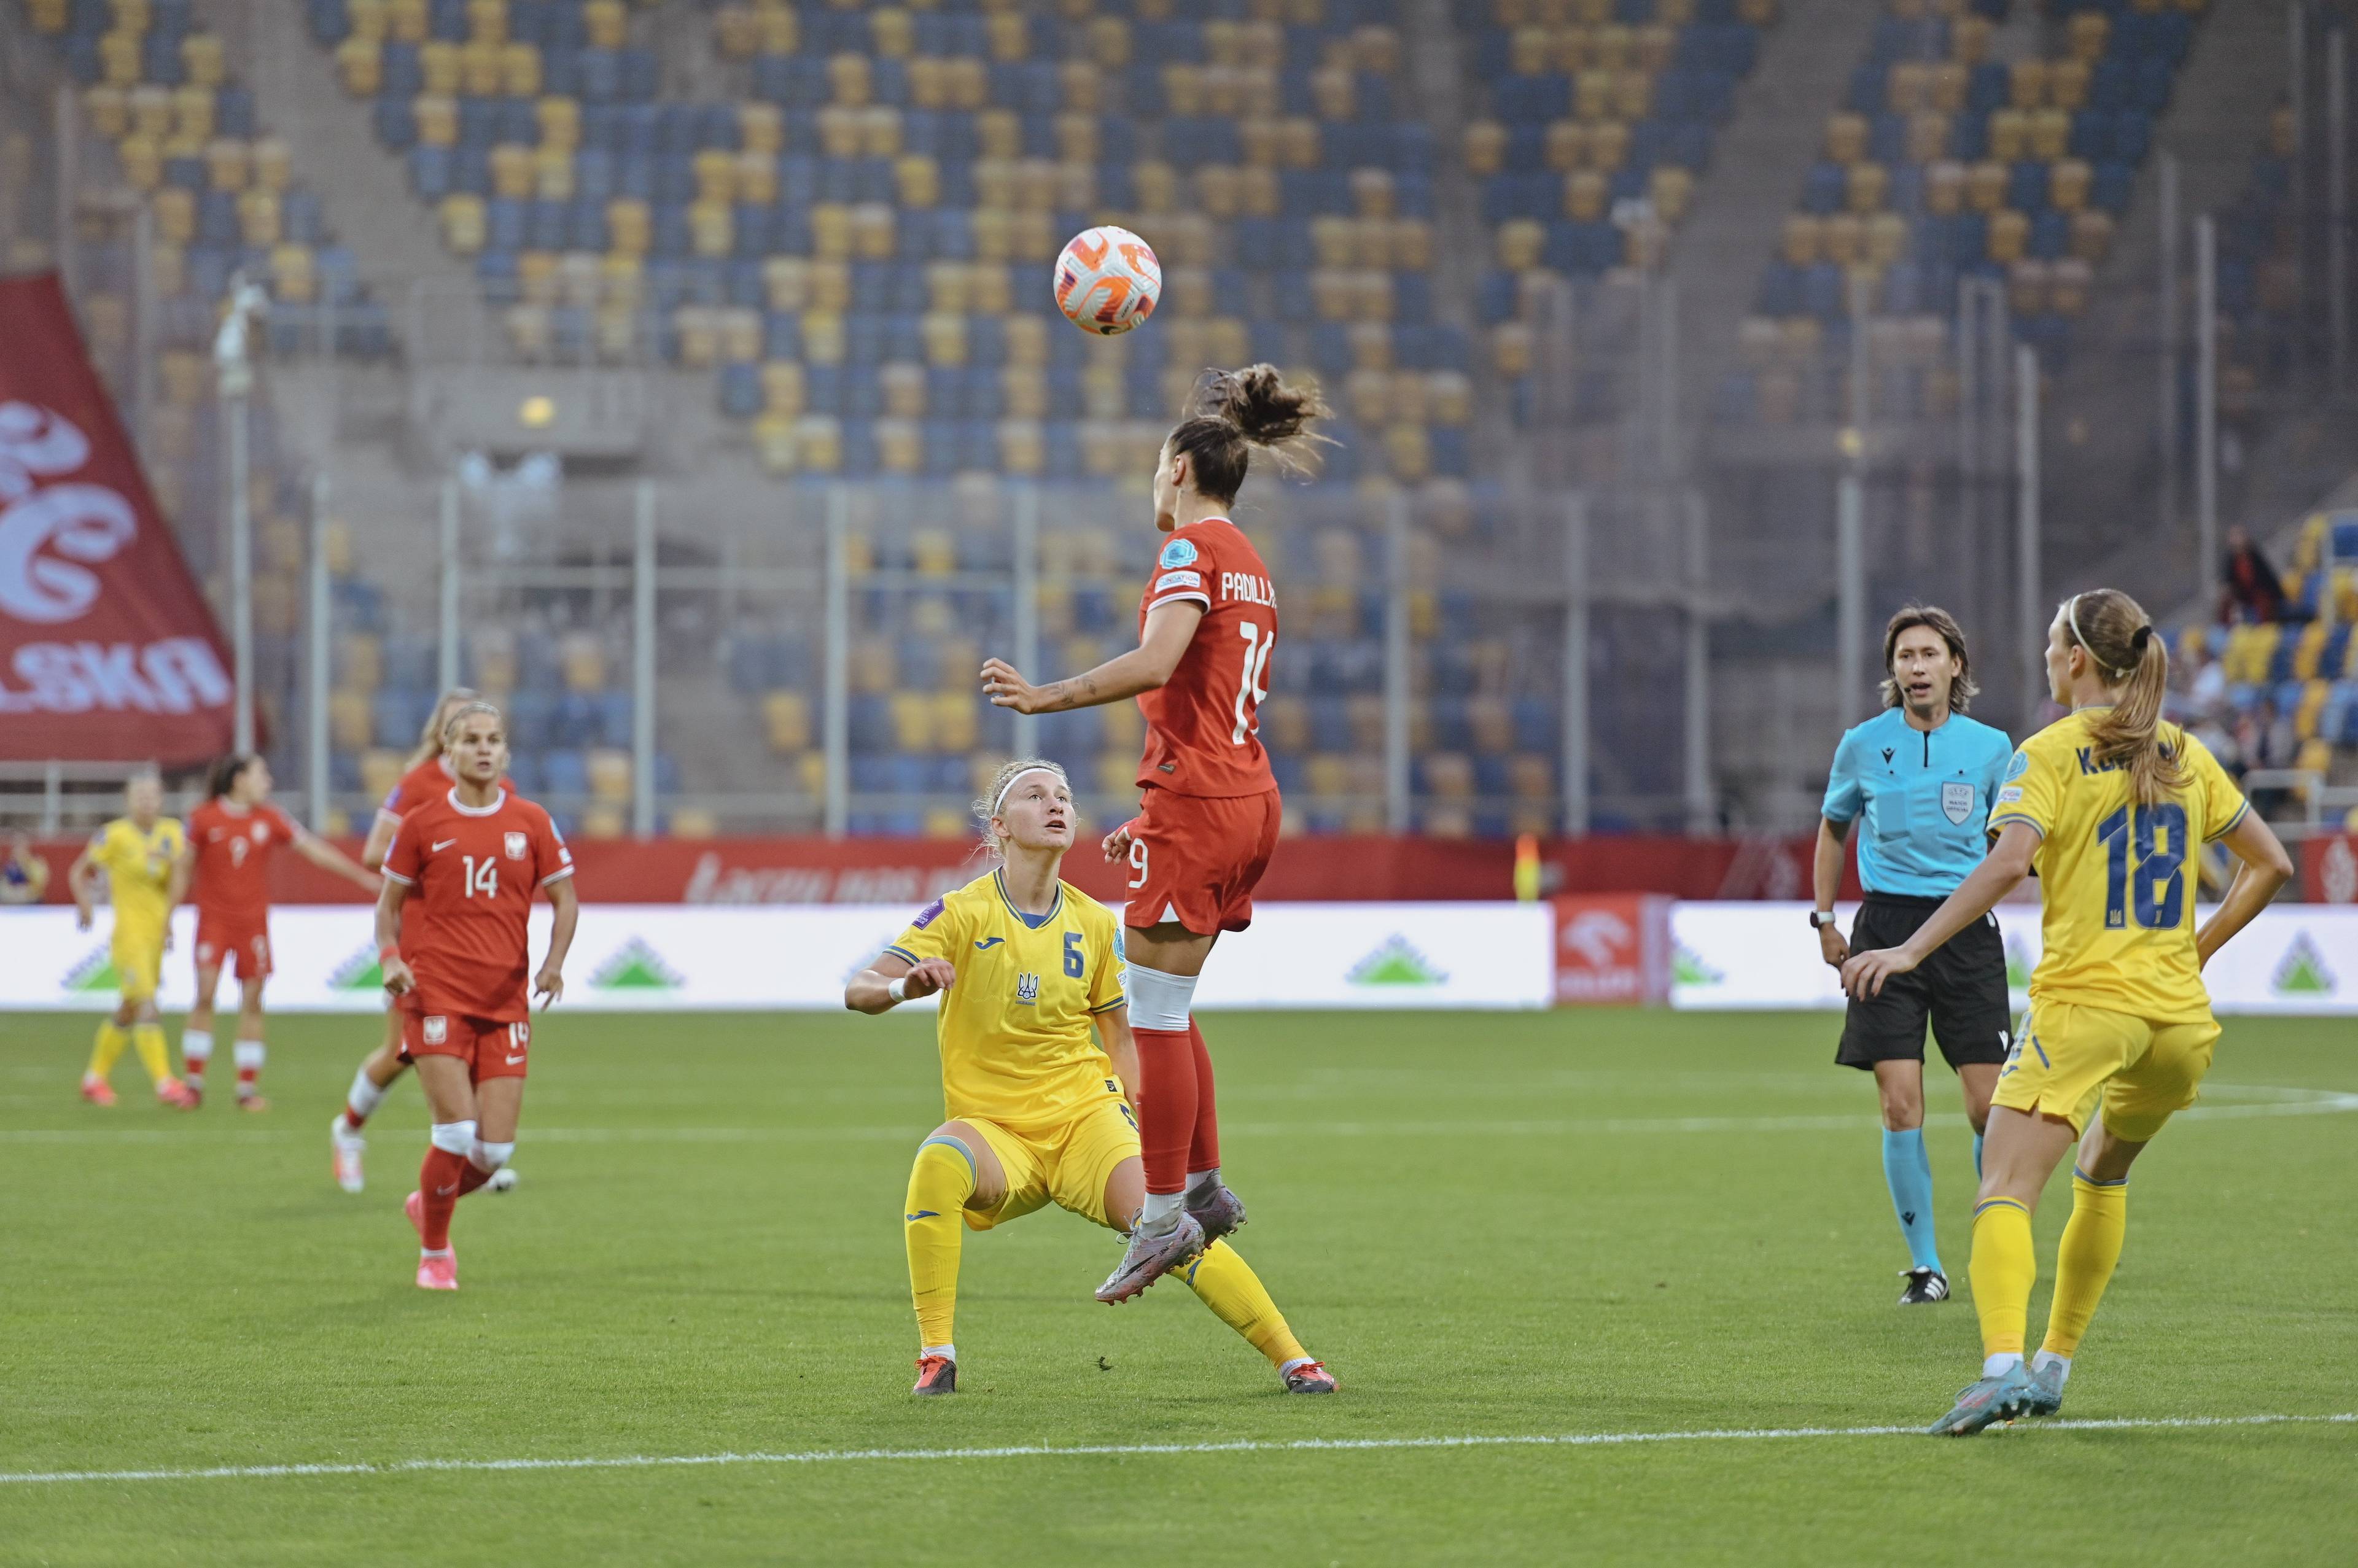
[
  {"xmin": 1986, "ymin": 709, "xmax": 2247, "ymax": 1024},
  {"xmin": 885, "ymin": 869, "xmax": 1129, "ymax": 1136},
  {"xmin": 89, "ymin": 816, "xmax": 184, "ymax": 935}
]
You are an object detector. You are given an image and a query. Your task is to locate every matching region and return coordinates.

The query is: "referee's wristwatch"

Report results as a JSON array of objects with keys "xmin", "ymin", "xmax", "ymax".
[{"xmin": 1808, "ymin": 909, "xmax": 1839, "ymax": 930}]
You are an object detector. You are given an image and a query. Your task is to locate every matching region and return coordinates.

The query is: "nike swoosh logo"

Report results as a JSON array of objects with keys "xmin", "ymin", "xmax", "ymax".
[
  {"xmin": 974, "ymin": 937, "xmax": 1004, "ymax": 949},
  {"xmin": 905, "ymin": 1211, "xmax": 939, "ymax": 1221},
  {"xmin": 505, "ymin": 1054, "xmax": 526, "ymax": 1065},
  {"xmin": 434, "ymin": 1184, "xmax": 459, "ymax": 1197},
  {"xmin": 431, "ymin": 839, "xmax": 457, "ymax": 852}
]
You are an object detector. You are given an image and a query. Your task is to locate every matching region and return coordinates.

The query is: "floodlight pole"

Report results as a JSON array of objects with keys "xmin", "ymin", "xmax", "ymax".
[
  {"xmin": 1562, "ymin": 491, "xmax": 1589, "ymax": 837},
  {"xmin": 437, "ymin": 473, "xmax": 461, "ymax": 693},
  {"xmin": 1011, "ymin": 484, "xmax": 1040, "ymax": 761},
  {"xmin": 2197, "ymin": 214, "xmax": 2220, "ymax": 610},
  {"xmin": 2017, "ymin": 344, "xmax": 2042, "ymax": 724},
  {"xmin": 822, "ymin": 484, "xmax": 849, "ymax": 837},
  {"xmin": 307, "ymin": 472, "xmax": 331, "ymax": 832},
  {"xmin": 2158, "ymin": 152, "xmax": 2179, "ymax": 538},
  {"xmin": 1383, "ymin": 487, "xmax": 1411, "ymax": 833},
  {"xmin": 631, "ymin": 479, "xmax": 656, "ymax": 837},
  {"xmin": 213, "ymin": 278, "xmax": 268, "ymax": 756}
]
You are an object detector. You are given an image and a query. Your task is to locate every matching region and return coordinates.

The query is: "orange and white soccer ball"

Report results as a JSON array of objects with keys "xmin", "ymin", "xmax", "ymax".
[{"xmin": 1054, "ymin": 226, "xmax": 1161, "ymax": 336}]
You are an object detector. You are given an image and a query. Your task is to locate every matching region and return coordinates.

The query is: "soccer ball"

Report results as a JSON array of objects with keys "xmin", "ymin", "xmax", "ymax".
[{"xmin": 1054, "ymin": 226, "xmax": 1161, "ymax": 336}]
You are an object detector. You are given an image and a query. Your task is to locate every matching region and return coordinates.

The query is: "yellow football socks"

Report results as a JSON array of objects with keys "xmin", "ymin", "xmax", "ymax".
[
  {"xmin": 1969, "ymin": 1196, "xmax": 2036, "ymax": 1358},
  {"xmin": 131, "ymin": 1023, "xmax": 172, "ymax": 1087},
  {"xmin": 1179, "ymin": 1241, "xmax": 1307, "ymax": 1368},
  {"xmin": 2042, "ymin": 1173, "xmax": 2129, "ymax": 1359},
  {"xmin": 87, "ymin": 1021, "xmax": 128, "ymax": 1081},
  {"xmin": 904, "ymin": 1136, "xmax": 978, "ymax": 1349}
]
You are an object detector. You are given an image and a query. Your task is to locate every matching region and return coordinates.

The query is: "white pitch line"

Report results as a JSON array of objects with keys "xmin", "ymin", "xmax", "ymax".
[
  {"xmin": 10, "ymin": 1088, "xmax": 2356, "ymax": 1146},
  {"xmin": 2, "ymin": 1413, "xmax": 2349, "ymax": 1488}
]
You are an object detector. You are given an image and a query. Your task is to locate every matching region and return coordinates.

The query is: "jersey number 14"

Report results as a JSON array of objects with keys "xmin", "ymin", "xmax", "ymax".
[
  {"xmin": 1231, "ymin": 621, "xmax": 1274, "ymax": 745},
  {"xmin": 459, "ymin": 854, "xmax": 500, "ymax": 899},
  {"xmin": 2096, "ymin": 804, "xmax": 2185, "ymax": 930}
]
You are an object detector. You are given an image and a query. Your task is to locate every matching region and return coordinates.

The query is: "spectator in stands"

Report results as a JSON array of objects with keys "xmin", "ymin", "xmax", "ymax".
[
  {"xmin": 2237, "ymin": 696, "xmax": 2297, "ymax": 818},
  {"xmin": 0, "ymin": 831, "xmax": 49, "ymax": 904},
  {"xmin": 2220, "ymin": 526, "xmax": 2286, "ymax": 624},
  {"xmin": 2176, "ymin": 637, "xmax": 2228, "ymax": 724}
]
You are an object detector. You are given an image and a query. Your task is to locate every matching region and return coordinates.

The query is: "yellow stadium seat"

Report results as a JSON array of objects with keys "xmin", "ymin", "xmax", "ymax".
[
  {"xmin": 360, "ymin": 748, "xmax": 407, "ymax": 800},
  {"xmin": 718, "ymin": 306, "xmax": 761, "ymax": 363},
  {"xmin": 2050, "ymin": 158, "xmax": 2091, "ymax": 212},
  {"xmin": 997, "ymin": 419, "xmax": 1045, "ymax": 475},
  {"xmin": 874, "ymin": 418, "xmax": 920, "ymax": 475},
  {"xmin": 895, "ymin": 153, "xmax": 940, "ymax": 208},
  {"xmin": 688, "ymin": 200, "xmax": 733, "ymax": 258},
  {"xmin": 386, "ymin": 0, "xmax": 427, "ymax": 43},
  {"xmin": 501, "ymin": 42, "xmax": 540, "ymax": 97},
  {"xmin": 607, "ymin": 196, "xmax": 650, "ymax": 255},
  {"xmin": 2069, "ymin": 209, "xmax": 2115, "ymax": 263},
  {"xmin": 830, "ymin": 52, "xmax": 873, "ymax": 107},
  {"xmin": 741, "ymin": 101, "xmax": 784, "ymax": 157},
  {"xmin": 801, "ymin": 310, "xmax": 846, "ymax": 364},
  {"xmin": 82, "ymin": 85, "xmax": 129, "ymax": 139},
  {"xmin": 762, "ymin": 689, "xmax": 811, "ymax": 753},
  {"xmin": 584, "ymin": 0, "xmax": 626, "ymax": 50},
  {"xmin": 933, "ymin": 693, "xmax": 977, "ymax": 754},
  {"xmin": 414, "ymin": 94, "xmax": 459, "ymax": 148},
  {"xmin": 236, "ymin": 190, "xmax": 281, "ymax": 247},
  {"xmin": 489, "ymin": 142, "xmax": 535, "ymax": 200},
  {"xmin": 579, "ymin": 805, "xmax": 626, "ymax": 840},
  {"xmin": 1986, "ymin": 109, "xmax": 2028, "ymax": 162},
  {"xmin": 130, "ymin": 83, "xmax": 173, "ymax": 139},
  {"xmin": 880, "ymin": 363, "xmax": 927, "ymax": 419},
  {"xmin": 1965, "ymin": 158, "xmax": 2007, "ymax": 213},
  {"xmin": 505, "ymin": 304, "xmax": 551, "ymax": 359},
  {"xmin": 761, "ymin": 360, "xmax": 804, "ymax": 417},
  {"xmin": 561, "ymin": 633, "xmax": 607, "ymax": 693},
  {"xmin": 98, "ymin": 31, "xmax": 141, "ymax": 87},
  {"xmin": 462, "ymin": 39, "xmax": 505, "ymax": 96},
  {"xmin": 1824, "ymin": 112, "xmax": 1868, "ymax": 165},
  {"xmin": 2007, "ymin": 260, "xmax": 2048, "ymax": 318},
  {"xmin": 334, "ymin": 36, "xmax": 384, "ymax": 95},
  {"xmin": 1845, "ymin": 161, "xmax": 1888, "ymax": 214},
  {"xmin": 534, "ymin": 144, "xmax": 574, "ymax": 200},
  {"xmin": 467, "ymin": 0, "xmax": 507, "ymax": 44},
  {"xmin": 117, "ymin": 136, "xmax": 163, "ymax": 192},
  {"xmin": 587, "ymin": 748, "xmax": 633, "ymax": 804},
  {"xmin": 201, "ymin": 137, "xmax": 249, "ymax": 193},
  {"xmin": 536, "ymin": 94, "xmax": 580, "ymax": 149},
  {"xmin": 1988, "ymin": 209, "xmax": 2028, "ymax": 265},
  {"xmin": 850, "ymin": 203, "xmax": 895, "ymax": 260},
  {"xmin": 270, "ymin": 244, "xmax": 316, "ymax": 304},
  {"xmin": 29, "ymin": 0, "xmax": 68, "ymax": 31}
]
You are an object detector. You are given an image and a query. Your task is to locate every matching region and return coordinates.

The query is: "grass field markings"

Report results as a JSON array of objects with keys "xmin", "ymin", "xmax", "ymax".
[
  {"xmin": 12, "ymin": 1090, "xmax": 2358, "ymax": 1146},
  {"xmin": 4, "ymin": 1413, "xmax": 2351, "ymax": 1488}
]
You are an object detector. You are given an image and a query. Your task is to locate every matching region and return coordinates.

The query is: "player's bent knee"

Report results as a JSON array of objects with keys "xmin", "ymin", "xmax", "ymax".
[
  {"xmin": 1124, "ymin": 963, "xmax": 1200, "ymax": 1031},
  {"xmin": 919, "ymin": 1125, "xmax": 998, "ymax": 1208},
  {"xmin": 1102, "ymin": 1155, "xmax": 1146, "ymax": 1234},
  {"xmin": 430, "ymin": 1120, "xmax": 477, "ymax": 1157}
]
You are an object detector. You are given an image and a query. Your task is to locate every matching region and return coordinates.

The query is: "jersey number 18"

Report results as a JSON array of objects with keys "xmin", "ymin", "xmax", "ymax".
[{"xmin": 2096, "ymin": 803, "xmax": 2185, "ymax": 931}]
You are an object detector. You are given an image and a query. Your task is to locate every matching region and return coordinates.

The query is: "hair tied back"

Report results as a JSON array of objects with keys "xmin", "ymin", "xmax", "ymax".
[{"xmin": 2130, "ymin": 624, "xmax": 2154, "ymax": 656}]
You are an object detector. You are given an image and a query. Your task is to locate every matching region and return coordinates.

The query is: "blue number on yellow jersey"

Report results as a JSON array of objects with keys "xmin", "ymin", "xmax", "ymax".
[
  {"xmin": 1986, "ymin": 710, "xmax": 2248, "ymax": 1024},
  {"xmin": 885, "ymin": 869, "xmax": 1128, "ymax": 1136}
]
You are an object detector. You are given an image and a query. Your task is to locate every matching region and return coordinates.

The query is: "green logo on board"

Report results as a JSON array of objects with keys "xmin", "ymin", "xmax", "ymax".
[
  {"xmin": 1345, "ymin": 936, "xmax": 1447, "ymax": 988},
  {"xmin": 64, "ymin": 949, "xmax": 119, "ymax": 992},
  {"xmin": 329, "ymin": 947, "xmax": 385, "ymax": 990},
  {"xmin": 2271, "ymin": 933, "xmax": 2336, "ymax": 996},
  {"xmin": 1672, "ymin": 943, "xmax": 1721, "ymax": 988},
  {"xmin": 591, "ymin": 937, "xmax": 685, "ymax": 990}
]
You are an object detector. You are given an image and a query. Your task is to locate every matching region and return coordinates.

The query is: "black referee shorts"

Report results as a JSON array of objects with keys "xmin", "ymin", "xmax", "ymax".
[{"xmin": 1836, "ymin": 893, "xmax": 2013, "ymax": 1073}]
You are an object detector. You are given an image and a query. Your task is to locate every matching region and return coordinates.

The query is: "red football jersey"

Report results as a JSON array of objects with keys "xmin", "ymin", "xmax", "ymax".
[
  {"xmin": 379, "ymin": 755, "xmax": 454, "ymax": 822},
  {"xmin": 1134, "ymin": 516, "xmax": 1278, "ymax": 798},
  {"xmin": 187, "ymin": 798, "xmax": 302, "ymax": 923},
  {"xmin": 383, "ymin": 787, "xmax": 574, "ymax": 1023}
]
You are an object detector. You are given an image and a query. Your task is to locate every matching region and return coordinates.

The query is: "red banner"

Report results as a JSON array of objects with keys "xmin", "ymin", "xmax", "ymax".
[
  {"xmin": 1551, "ymin": 893, "xmax": 1673, "ymax": 1004},
  {"xmin": 2301, "ymin": 835, "xmax": 2358, "ymax": 904},
  {"xmin": 0, "ymin": 273, "xmax": 236, "ymax": 764}
]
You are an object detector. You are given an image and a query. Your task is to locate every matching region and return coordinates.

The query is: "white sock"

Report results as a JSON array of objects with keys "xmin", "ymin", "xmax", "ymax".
[
  {"xmin": 180, "ymin": 1029, "xmax": 212, "ymax": 1065},
  {"xmin": 344, "ymin": 1065, "xmax": 386, "ymax": 1128},
  {"xmin": 921, "ymin": 1343, "xmax": 955, "ymax": 1363},
  {"xmin": 420, "ymin": 1246, "xmax": 452, "ymax": 1260},
  {"xmin": 1121, "ymin": 963, "xmax": 1199, "ymax": 1031},
  {"xmin": 1186, "ymin": 1167, "xmax": 1220, "ymax": 1194},
  {"xmin": 2031, "ymin": 1350, "xmax": 2072, "ymax": 1384},
  {"xmin": 1983, "ymin": 1352, "xmax": 2025, "ymax": 1378},
  {"xmin": 468, "ymin": 1139, "xmax": 516, "ymax": 1174},
  {"xmin": 1139, "ymin": 1191, "xmax": 1184, "ymax": 1227},
  {"xmin": 1279, "ymin": 1356, "xmax": 1316, "ymax": 1376}
]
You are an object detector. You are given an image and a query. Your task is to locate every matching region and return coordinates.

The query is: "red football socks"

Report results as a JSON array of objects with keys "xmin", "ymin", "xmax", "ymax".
[
  {"xmin": 1132, "ymin": 1025, "xmax": 1196, "ymax": 1196},
  {"xmin": 419, "ymin": 1146, "xmax": 469, "ymax": 1249},
  {"xmin": 1186, "ymin": 1019, "xmax": 1220, "ymax": 1173},
  {"xmin": 457, "ymin": 1161, "xmax": 496, "ymax": 1198}
]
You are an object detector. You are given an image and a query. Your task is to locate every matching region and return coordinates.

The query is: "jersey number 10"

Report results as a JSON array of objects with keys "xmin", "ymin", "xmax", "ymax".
[{"xmin": 2096, "ymin": 804, "xmax": 2185, "ymax": 931}]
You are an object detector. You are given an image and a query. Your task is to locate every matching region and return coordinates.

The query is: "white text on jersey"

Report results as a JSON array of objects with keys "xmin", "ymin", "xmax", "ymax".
[{"xmin": 1221, "ymin": 572, "xmax": 1276, "ymax": 608}]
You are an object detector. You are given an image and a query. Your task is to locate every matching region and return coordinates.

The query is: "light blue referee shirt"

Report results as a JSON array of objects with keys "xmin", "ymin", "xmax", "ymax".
[{"xmin": 1821, "ymin": 707, "xmax": 2014, "ymax": 898}]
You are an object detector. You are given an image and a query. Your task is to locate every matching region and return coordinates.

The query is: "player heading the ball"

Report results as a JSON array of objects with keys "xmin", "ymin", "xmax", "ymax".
[{"xmin": 979, "ymin": 364, "xmax": 1331, "ymax": 1305}]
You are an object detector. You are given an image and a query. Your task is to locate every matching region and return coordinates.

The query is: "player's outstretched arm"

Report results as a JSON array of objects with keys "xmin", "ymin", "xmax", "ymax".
[
  {"xmin": 294, "ymin": 828, "xmax": 383, "ymax": 894},
  {"xmin": 359, "ymin": 811, "xmax": 400, "ymax": 872},
  {"xmin": 1094, "ymin": 1004, "xmax": 1139, "ymax": 1108},
  {"xmin": 2197, "ymin": 810, "xmax": 2294, "ymax": 968},
  {"xmin": 846, "ymin": 952, "xmax": 956, "ymax": 1014},
  {"xmin": 1842, "ymin": 823, "xmax": 2038, "ymax": 999},
  {"xmin": 981, "ymin": 600, "xmax": 1203, "ymax": 715},
  {"xmin": 373, "ymin": 877, "xmax": 413, "ymax": 995},
  {"xmin": 537, "ymin": 875, "xmax": 578, "ymax": 1009}
]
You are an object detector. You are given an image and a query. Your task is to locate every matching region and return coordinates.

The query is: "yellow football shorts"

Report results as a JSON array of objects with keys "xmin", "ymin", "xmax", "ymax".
[
  {"xmin": 111, "ymin": 926, "xmax": 165, "ymax": 1004},
  {"xmin": 1996, "ymin": 998, "xmax": 2221, "ymax": 1142},
  {"xmin": 959, "ymin": 1095, "xmax": 1142, "ymax": 1233}
]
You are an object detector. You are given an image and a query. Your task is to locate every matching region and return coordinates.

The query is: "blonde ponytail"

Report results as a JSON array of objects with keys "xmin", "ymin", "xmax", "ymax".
[{"xmin": 2061, "ymin": 589, "xmax": 2187, "ymax": 805}]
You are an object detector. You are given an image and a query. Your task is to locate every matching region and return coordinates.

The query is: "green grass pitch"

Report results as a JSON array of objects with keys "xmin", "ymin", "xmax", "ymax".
[{"xmin": 3, "ymin": 1006, "xmax": 2353, "ymax": 1564}]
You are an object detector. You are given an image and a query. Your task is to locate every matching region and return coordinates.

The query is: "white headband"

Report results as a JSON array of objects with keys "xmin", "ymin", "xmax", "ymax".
[
  {"xmin": 990, "ymin": 765, "xmax": 1064, "ymax": 817},
  {"xmin": 2064, "ymin": 593, "xmax": 2088, "ymax": 656}
]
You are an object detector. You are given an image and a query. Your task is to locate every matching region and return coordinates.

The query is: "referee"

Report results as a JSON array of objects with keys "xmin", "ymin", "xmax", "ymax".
[{"xmin": 1813, "ymin": 606, "xmax": 2014, "ymax": 1305}]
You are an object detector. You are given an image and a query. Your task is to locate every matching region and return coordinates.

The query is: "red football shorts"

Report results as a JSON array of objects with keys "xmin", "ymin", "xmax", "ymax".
[
  {"xmin": 401, "ymin": 999, "xmax": 531, "ymax": 1082},
  {"xmin": 193, "ymin": 913, "xmax": 271, "ymax": 980},
  {"xmin": 1120, "ymin": 786, "xmax": 1282, "ymax": 935}
]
